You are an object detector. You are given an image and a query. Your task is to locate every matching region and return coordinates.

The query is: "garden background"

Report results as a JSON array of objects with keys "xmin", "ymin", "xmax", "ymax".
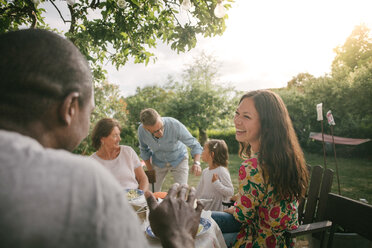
[
  {"xmin": 76, "ymin": 24, "xmax": 372, "ymax": 203},
  {"xmin": 2, "ymin": 1, "xmax": 371, "ymax": 203}
]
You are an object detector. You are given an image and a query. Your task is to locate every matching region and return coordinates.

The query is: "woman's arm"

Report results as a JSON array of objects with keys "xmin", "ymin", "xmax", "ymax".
[
  {"xmin": 135, "ymin": 166, "xmax": 149, "ymax": 191},
  {"xmin": 233, "ymin": 159, "xmax": 263, "ymax": 223}
]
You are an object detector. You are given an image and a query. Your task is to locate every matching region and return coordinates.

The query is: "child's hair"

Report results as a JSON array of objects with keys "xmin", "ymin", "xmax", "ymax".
[{"xmin": 206, "ymin": 139, "xmax": 229, "ymax": 167}]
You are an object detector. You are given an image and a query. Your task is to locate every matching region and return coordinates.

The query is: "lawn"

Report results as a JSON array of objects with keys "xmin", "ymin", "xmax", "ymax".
[{"xmin": 160, "ymin": 152, "xmax": 372, "ymax": 204}]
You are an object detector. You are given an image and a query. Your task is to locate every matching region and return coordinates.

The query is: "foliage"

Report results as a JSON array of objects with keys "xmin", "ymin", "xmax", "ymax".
[
  {"xmin": 73, "ymin": 80, "xmax": 128, "ymax": 155},
  {"xmin": 1, "ymin": 0, "xmax": 234, "ymax": 154},
  {"xmin": 165, "ymin": 52, "xmax": 238, "ymax": 145},
  {"xmin": 274, "ymin": 87, "xmax": 309, "ymax": 146},
  {"xmin": 332, "ymin": 24, "xmax": 372, "ymax": 75},
  {"xmin": 207, "ymin": 128, "xmax": 239, "ymax": 154},
  {"xmin": 125, "ymin": 84, "xmax": 174, "ymax": 125},
  {"xmin": 1, "ymin": 0, "xmax": 232, "ymax": 70},
  {"xmin": 286, "ymin": 72, "xmax": 315, "ymax": 91},
  {"xmin": 277, "ymin": 25, "xmax": 372, "ymax": 157},
  {"xmin": 0, "ymin": 0, "xmax": 45, "ymax": 32}
]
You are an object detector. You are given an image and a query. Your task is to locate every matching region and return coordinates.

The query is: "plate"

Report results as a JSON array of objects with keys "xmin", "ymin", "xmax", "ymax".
[
  {"xmin": 124, "ymin": 188, "xmax": 144, "ymax": 202},
  {"xmin": 145, "ymin": 217, "xmax": 211, "ymax": 238}
]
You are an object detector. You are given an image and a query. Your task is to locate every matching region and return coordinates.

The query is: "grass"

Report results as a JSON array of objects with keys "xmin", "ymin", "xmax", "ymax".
[
  {"xmin": 161, "ymin": 152, "xmax": 372, "ymax": 204},
  {"xmin": 160, "ymin": 152, "xmax": 371, "ymax": 248}
]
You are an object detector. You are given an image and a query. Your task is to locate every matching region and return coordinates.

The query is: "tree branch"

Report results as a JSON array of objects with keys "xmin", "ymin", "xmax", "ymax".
[
  {"xmin": 68, "ymin": 4, "xmax": 75, "ymax": 33},
  {"xmin": 26, "ymin": 0, "xmax": 38, "ymax": 28},
  {"xmin": 50, "ymin": 0, "xmax": 71, "ymax": 23},
  {"xmin": 164, "ymin": 1, "xmax": 182, "ymax": 27}
]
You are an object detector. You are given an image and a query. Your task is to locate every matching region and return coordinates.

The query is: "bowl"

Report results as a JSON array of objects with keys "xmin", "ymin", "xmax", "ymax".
[{"xmin": 124, "ymin": 188, "xmax": 144, "ymax": 202}]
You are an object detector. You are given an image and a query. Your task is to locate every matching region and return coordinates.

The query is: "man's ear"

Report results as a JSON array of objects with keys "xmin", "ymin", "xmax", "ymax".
[{"xmin": 59, "ymin": 92, "xmax": 80, "ymax": 125}]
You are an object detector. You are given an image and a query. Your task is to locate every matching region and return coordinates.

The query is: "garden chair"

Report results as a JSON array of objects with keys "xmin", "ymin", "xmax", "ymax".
[
  {"xmin": 324, "ymin": 192, "xmax": 372, "ymax": 247},
  {"xmin": 144, "ymin": 170, "xmax": 156, "ymax": 192},
  {"xmin": 286, "ymin": 192, "xmax": 372, "ymax": 247},
  {"xmin": 284, "ymin": 165, "xmax": 334, "ymax": 247}
]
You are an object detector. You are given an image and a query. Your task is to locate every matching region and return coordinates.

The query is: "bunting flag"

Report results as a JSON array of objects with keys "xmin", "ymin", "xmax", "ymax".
[
  {"xmin": 316, "ymin": 103, "xmax": 323, "ymax": 121},
  {"xmin": 326, "ymin": 110, "xmax": 336, "ymax": 126}
]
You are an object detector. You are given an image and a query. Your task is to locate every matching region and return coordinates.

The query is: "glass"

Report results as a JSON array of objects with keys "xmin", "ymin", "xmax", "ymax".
[{"xmin": 151, "ymin": 125, "xmax": 164, "ymax": 135}]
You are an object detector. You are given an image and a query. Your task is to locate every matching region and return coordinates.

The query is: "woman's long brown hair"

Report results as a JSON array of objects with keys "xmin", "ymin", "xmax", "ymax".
[{"xmin": 238, "ymin": 90, "xmax": 309, "ymax": 201}]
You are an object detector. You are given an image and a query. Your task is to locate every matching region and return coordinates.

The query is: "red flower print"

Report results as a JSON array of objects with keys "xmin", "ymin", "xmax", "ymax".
[
  {"xmin": 267, "ymin": 198, "xmax": 272, "ymax": 204},
  {"xmin": 259, "ymin": 207, "xmax": 269, "ymax": 221},
  {"xmin": 250, "ymin": 158, "xmax": 258, "ymax": 168},
  {"xmin": 280, "ymin": 215, "xmax": 291, "ymax": 228},
  {"xmin": 236, "ymin": 230, "xmax": 246, "ymax": 239},
  {"xmin": 239, "ymin": 165, "xmax": 246, "ymax": 180},
  {"xmin": 241, "ymin": 195, "xmax": 252, "ymax": 208},
  {"xmin": 246, "ymin": 243, "xmax": 252, "ymax": 248},
  {"xmin": 260, "ymin": 219, "xmax": 271, "ymax": 229},
  {"xmin": 265, "ymin": 235, "xmax": 277, "ymax": 248},
  {"xmin": 252, "ymin": 189, "xmax": 258, "ymax": 197},
  {"xmin": 270, "ymin": 206, "xmax": 280, "ymax": 219}
]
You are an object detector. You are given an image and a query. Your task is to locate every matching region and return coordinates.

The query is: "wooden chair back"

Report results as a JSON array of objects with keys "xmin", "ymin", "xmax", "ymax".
[
  {"xmin": 326, "ymin": 193, "xmax": 372, "ymax": 247},
  {"xmin": 144, "ymin": 170, "xmax": 156, "ymax": 192},
  {"xmin": 284, "ymin": 165, "xmax": 334, "ymax": 247},
  {"xmin": 302, "ymin": 165, "xmax": 324, "ymax": 224},
  {"xmin": 315, "ymin": 168, "xmax": 334, "ymax": 222}
]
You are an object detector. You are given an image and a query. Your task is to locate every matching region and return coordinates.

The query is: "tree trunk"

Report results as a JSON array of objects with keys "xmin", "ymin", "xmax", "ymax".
[{"xmin": 199, "ymin": 128, "xmax": 208, "ymax": 146}]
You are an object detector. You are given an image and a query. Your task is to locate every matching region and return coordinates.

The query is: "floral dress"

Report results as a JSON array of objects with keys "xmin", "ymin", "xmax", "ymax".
[{"xmin": 232, "ymin": 153, "xmax": 299, "ymax": 248}]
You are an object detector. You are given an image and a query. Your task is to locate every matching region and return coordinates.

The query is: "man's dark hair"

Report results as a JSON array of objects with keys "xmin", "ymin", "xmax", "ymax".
[{"xmin": 0, "ymin": 29, "xmax": 92, "ymax": 126}]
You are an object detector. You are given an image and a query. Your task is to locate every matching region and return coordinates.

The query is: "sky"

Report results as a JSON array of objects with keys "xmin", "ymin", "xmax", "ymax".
[{"xmin": 42, "ymin": 0, "xmax": 372, "ymax": 97}]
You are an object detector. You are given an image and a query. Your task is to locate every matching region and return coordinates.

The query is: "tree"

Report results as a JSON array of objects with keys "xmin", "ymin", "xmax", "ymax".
[
  {"xmin": 332, "ymin": 24, "xmax": 372, "ymax": 76},
  {"xmin": 166, "ymin": 52, "xmax": 237, "ymax": 145},
  {"xmin": 1, "ymin": 0, "xmax": 232, "ymax": 74},
  {"xmin": 1, "ymin": 0, "xmax": 233, "ymax": 153},
  {"xmin": 125, "ymin": 84, "xmax": 174, "ymax": 126},
  {"xmin": 287, "ymin": 72, "xmax": 315, "ymax": 91},
  {"xmin": 73, "ymin": 80, "xmax": 128, "ymax": 155}
]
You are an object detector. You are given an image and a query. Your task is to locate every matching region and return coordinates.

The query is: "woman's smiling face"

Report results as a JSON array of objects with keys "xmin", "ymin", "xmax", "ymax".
[
  {"xmin": 234, "ymin": 97, "xmax": 261, "ymax": 152},
  {"xmin": 101, "ymin": 126, "xmax": 121, "ymax": 150}
]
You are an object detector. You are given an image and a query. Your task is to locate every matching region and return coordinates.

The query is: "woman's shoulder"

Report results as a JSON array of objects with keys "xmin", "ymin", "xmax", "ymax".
[
  {"xmin": 241, "ymin": 157, "xmax": 259, "ymax": 169},
  {"xmin": 239, "ymin": 158, "xmax": 263, "ymax": 182},
  {"xmin": 120, "ymin": 145, "xmax": 135, "ymax": 151},
  {"xmin": 120, "ymin": 145, "xmax": 138, "ymax": 155},
  {"xmin": 216, "ymin": 166, "xmax": 230, "ymax": 174}
]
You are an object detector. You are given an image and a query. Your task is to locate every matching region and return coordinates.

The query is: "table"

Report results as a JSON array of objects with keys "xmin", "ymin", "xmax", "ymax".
[{"xmin": 142, "ymin": 210, "xmax": 227, "ymax": 248}]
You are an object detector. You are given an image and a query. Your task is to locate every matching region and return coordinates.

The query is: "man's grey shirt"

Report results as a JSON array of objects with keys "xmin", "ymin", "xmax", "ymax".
[{"xmin": 0, "ymin": 130, "xmax": 147, "ymax": 248}]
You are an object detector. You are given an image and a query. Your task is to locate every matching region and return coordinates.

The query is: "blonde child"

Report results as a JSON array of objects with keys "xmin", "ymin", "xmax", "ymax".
[{"xmin": 196, "ymin": 139, "xmax": 234, "ymax": 211}]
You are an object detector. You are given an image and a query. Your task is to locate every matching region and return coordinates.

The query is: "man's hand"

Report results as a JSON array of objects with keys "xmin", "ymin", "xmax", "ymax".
[
  {"xmin": 191, "ymin": 164, "xmax": 202, "ymax": 176},
  {"xmin": 145, "ymin": 183, "xmax": 203, "ymax": 248}
]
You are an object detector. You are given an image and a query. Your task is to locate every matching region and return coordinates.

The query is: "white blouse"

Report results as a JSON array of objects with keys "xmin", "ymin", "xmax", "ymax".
[
  {"xmin": 91, "ymin": 145, "xmax": 142, "ymax": 189},
  {"xmin": 196, "ymin": 166, "xmax": 234, "ymax": 211}
]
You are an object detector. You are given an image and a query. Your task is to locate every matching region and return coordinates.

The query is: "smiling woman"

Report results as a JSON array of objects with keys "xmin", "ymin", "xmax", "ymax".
[
  {"xmin": 212, "ymin": 90, "xmax": 309, "ymax": 248},
  {"xmin": 90, "ymin": 118, "xmax": 149, "ymax": 191}
]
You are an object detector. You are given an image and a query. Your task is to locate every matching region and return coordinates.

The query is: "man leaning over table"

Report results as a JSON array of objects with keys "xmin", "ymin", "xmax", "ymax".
[
  {"xmin": 0, "ymin": 29, "xmax": 203, "ymax": 248},
  {"xmin": 138, "ymin": 108, "xmax": 203, "ymax": 192}
]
